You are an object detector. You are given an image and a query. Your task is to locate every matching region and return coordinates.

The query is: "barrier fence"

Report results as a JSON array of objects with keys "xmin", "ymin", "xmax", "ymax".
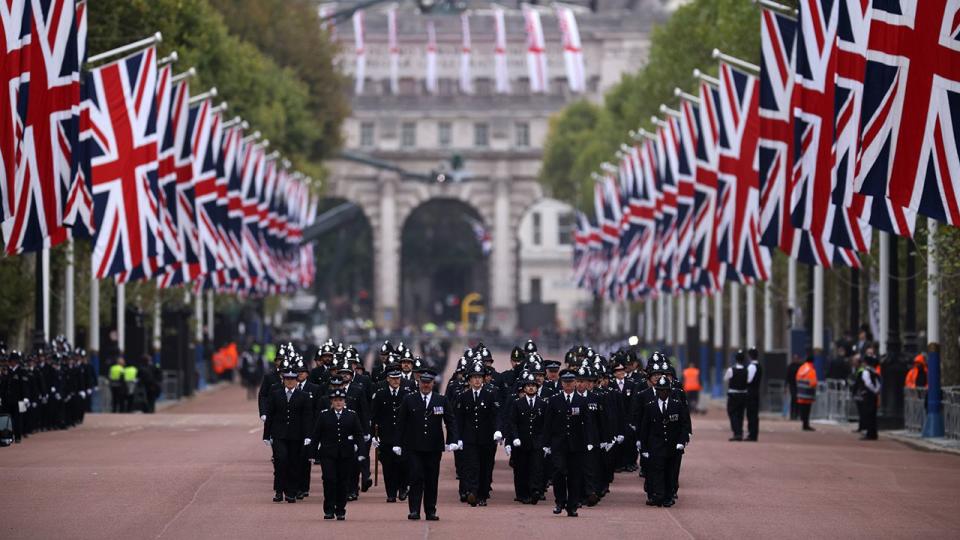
[
  {"xmin": 810, "ymin": 379, "xmax": 859, "ymax": 423},
  {"xmin": 904, "ymin": 386, "xmax": 960, "ymax": 439}
]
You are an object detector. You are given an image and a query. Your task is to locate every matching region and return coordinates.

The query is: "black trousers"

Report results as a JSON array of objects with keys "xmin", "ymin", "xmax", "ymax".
[
  {"xmin": 461, "ymin": 443, "xmax": 496, "ymax": 499},
  {"xmin": 861, "ymin": 396, "xmax": 878, "ymax": 438},
  {"xmin": 320, "ymin": 455, "xmax": 354, "ymax": 515},
  {"xmin": 646, "ymin": 450, "xmax": 682, "ymax": 503},
  {"xmin": 110, "ymin": 384, "xmax": 126, "ymax": 413},
  {"xmin": 551, "ymin": 448, "xmax": 585, "ymax": 512},
  {"xmin": 299, "ymin": 453, "xmax": 313, "ymax": 494},
  {"xmin": 272, "ymin": 439, "xmax": 303, "ymax": 498},
  {"xmin": 727, "ymin": 393, "xmax": 747, "ymax": 438},
  {"xmin": 798, "ymin": 402, "xmax": 812, "ymax": 428},
  {"xmin": 746, "ymin": 392, "xmax": 760, "ymax": 440},
  {"xmin": 379, "ymin": 447, "xmax": 407, "ymax": 498},
  {"xmin": 407, "ymin": 450, "xmax": 442, "ymax": 516},
  {"xmin": 789, "ymin": 390, "xmax": 799, "ymax": 420},
  {"xmin": 511, "ymin": 446, "xmax": 543, "ymax": 500}
]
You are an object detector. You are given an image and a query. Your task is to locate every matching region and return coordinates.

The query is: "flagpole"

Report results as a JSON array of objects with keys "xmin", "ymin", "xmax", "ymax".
[
  {"xmin": 686, "ymin": 292, "xmax": 696, "ymax": 373},
  {"xmin": 644, "ymin": 299, "xmax": 654, "ymax": 346},
  {"xmin": 89, "ymin": 276, "xmax": 100, "ymax": 375},
  {"xmin": 813, "ymin": 265, "xmax": 824, "ymax": 377},
  {"xmin": 787, "ymin": 257, "xmax": 797, "ymax": 361},
  {"xmin": 746, "ymin": 284, "xmax": 756, "ymax": 350},
  {"xmin": 763, "ymin": 279, "xmax": 774, "ymax": 352},
  {"xmin": 195, "ymin": 290, "xmax": 205, "ymax": 390},
  {"xmin": 206, "ymin": 289, "xmax": 215, "ymax": 349},
  {"xmin": 923, "ymin": 218, "xmax": 944, "ymax": 437},
  {"xmin": 699, "ymin": 294, "xmax": 710, "ymax": 393},
  {"xmin": 879, "ymin": 231, "xmax": 889, "ymax": 355},
  {"xmin": 42, "ymin": 248, "xmax": 51, "ymax": 342},
  {"xmin": 65, "ymin": 239, "xmax": 75, "ymax": 345},
  {"xmin": 86, "ymin": 32, "xmax": 162, "ymax": 65},
  {"xmin": 656, "ymin": 295, "xmax": 664, "ymax": 350},
  {"xmin": 730, "ymin": 282, "xmax": 740, "ymax": 353},
  {"xmin": 152, "ymin": 292, "xmax": 161, "ymax": 366},
  {"xmin": 116, "ymin": 283, "xmax": 125, "ymax": 356},
  {"xmin": 676, "ymin": 294, "xmax": 685, "ymax": 369},
  {"xmin": 712, "ymin": 289, "xmax": 724, "ymax": 399}
]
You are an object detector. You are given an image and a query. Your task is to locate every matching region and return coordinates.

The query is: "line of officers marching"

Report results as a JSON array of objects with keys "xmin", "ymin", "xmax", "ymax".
[
  {"xmin": 258, "ymin": 338, "xmax": 692, "ymax": 520},
  {"xmin": 0, "ymin": 337, "xmax": 98, "ymax": 445}
]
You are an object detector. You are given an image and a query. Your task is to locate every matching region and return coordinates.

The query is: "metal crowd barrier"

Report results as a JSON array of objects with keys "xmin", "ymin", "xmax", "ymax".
[
  {"xmin": 942, "ymin": 386, "xmax": 960, "ymax": 440},
  {"xmin": 811, "ymin": 379, "xmax": 858, "ymax": 423},
  {"xmin": 897, "ymin": 386, "xmax": 960, "ymax": 439},
  {"xmin": 904, "ymin": 388, "xmax": 926, "ymax": 432}
]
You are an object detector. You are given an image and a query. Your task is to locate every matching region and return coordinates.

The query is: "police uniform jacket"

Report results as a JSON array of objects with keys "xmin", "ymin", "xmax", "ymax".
[
  {"xmin": 508, "ymin": 394, "xmax": 547, "ymax": 447},
  {"xmin": 455, "ymin": 387, "xmax": 500, "ymax": 445},
  {"xmin": 263, "ymin": 386, "xmax": 314, "ymax": 441},
  {"xmin": 397, "ymin": 391, "xmax": 458, "ymax": 452},
  {"xmin": 258, "ymin": 371, "xmax": 281, "ymax": 417},
  {"xmin": 314, "ymin": 408, "xmax": 363, "ymax": 459},
  {"xmin": 370, "ymin": 386, "xmax": 408, "ymax": 446},
  {"xmin": 541, "ymin": 392, "xmax": 598, "ymax": 452},
  {"xmin": 638, "ymin": 396, "xmax": 691, "ymax": 457}
]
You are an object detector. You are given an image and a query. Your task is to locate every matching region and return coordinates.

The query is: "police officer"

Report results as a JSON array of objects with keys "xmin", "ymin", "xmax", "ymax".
[
  {"xmin": 542, "ymin": 368, "xmax": 598, "ymax": 517},
  {"xmin": 855, "ymin": 354, "xmax": 882, "ymax": 441},
  {"xmin": 639, "ymin": 375, "xmax": 691, "ymax": 507},
  {"xmin": 262, "ymin": 355, "xmax": 314, "ymax": 503},
  {"xmin": 745, "ymin": 347, "xmax": 763, "ymax": 441},
  {"xmin": 396, "ymin": 368, "xmax": 458, "ymax": 521},
  {"xmin": 313, "ymin": 388, "xmax": 364, "ymax": 520},
  {"xmin": 455, "ymin": 362, "xmax": 501, "ymax": 507},
  {"xmin": 724, "ymin": 350, "xmax": 749, "ymax": 441},
  {"xmin": 610, "ymin": 358, "xmax": 637, "ymax": 472},
  {"xmin": 370, "ymin": 365, "xmax": 409, "ymax": 502},
  {"xmin": 507, "ymin": 371, "xmax": 546, "ymax": 504}
]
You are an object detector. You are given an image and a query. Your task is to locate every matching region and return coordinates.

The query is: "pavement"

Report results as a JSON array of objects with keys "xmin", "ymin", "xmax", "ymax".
[{"xmin": 2, "ymin": 366, "xmax": 960, "ymax": 539}]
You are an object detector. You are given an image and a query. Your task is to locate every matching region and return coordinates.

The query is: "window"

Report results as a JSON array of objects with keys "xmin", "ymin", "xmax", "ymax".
[
  {"xmin": 558, "ymin": 212, "xmax": 574, "ymax": 245},
  {"xmin": 401, "ymin": 122, "xmax": 416, "ymax": 148},
  {"xmin": 530, "ymin": 278, "xmax": 542, "ymax": 303},
  {"xmin": 360, "ymin": 122, "xmax": 374, "ymax": 147},
  {"xmin": 515, "ymin": 122, "xmax": 530, "ymax": 148},
  {"xmin": 474, "ymin": 123, "xmax": 489, "ymax": 147},
  {"xmin": 438, "ymin": 122, "xmax": 452, "ymax": 148},
  {"xmin": 532, "ymin": 212, "xmax": 542, "ymax": 246}
]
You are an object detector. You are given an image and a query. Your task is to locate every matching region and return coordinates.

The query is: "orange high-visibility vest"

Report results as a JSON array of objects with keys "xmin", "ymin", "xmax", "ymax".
[
  {"xmin": 683, "ymin": 366, "xmax": 702, "ymax": 392},
  {"xmin": 796, "ymin": 362, "xmax": 817, "ymax": 404}
]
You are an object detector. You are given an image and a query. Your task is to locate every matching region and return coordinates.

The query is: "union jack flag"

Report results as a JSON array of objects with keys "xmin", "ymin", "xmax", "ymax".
[
  {"xmin": 716, "ymin": 63, "xmax": 770, "ymax": 282},
  {"xmin": 240, "ymin": 142, "xmax": 266, "ymax": 291},
  {"xmin": 62, "ymin": 0, "xmax": 91, "ymax": 236},
  {"xmin": 854, "ymin": 0, "xmax": 960, "ymax": 227},
  {"xmin": 790, "ymin": 0, "xmax": 860, "ymax": 268},
  {"xmin": 674, "ymin": 101, "xmax": 698, "ymax": 291},
  {"xmin": 626, "ymin": 143, "xmax": 656, "ymax": 299},
  {"xmin": 224, "ymin": 125, "xmax": 247, "ymax": 290},
  {"xmin": 1, "ymin": 0, "xmax": 32, "ymax": 229},
  {"xmin": 2, "ymin": 0, "xmax": 81, "ymax": 254},
  {"xmin": 155, "ymin": 70, "xmax": 186, "ymax": 268},
  {"xmin": 83, "ymin": 46, "xmax": 159, "ymax": 279},
  {"xmin": 654, "ymin": 122, "xmax": 679, "ymax": 291},
  {"xmin": 692, "ymin": 81, "xmax": 723, "ymax": 292},
  {"xmin": 190, "ymin": 98, "xmax": 223, "ymax": 277},
  {"xmin": 464, "ymin": 215, "xmax": 491, "ymax": 256}
]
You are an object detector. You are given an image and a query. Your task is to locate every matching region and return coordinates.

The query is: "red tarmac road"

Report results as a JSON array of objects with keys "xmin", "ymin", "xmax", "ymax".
[{"xmin": 2, "ymin": 381, "xmax": 960, "ymax": 539}]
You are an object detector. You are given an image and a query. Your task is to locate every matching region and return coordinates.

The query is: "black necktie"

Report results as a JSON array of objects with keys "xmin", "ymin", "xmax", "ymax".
[
  {"xmin": 567, "ymin": 394, "xmax": 572, "ymax": 405},
  {"xmin": 336, "ymin": 411, "xmax": 341, "ymax": 421},
  {"xmin": 529, "ymin": 398, "xmax": 534, "ymax": 408}
]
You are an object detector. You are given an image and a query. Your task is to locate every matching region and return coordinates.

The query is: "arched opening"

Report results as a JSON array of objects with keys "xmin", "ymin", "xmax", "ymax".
[
  {"xmin": 400, "ymin": 198, "xmax": 489, "ymax": 329},
  {"xmin": 308, "ymin": 197, "xmax": 374, "ymax": 336}
]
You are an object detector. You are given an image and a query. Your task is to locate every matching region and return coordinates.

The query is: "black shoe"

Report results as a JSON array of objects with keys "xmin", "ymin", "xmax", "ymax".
[
  {"xmin": 744, "ymin": 437, "xmax": 757, "ymax": 442},
  {"xmin": 285, "ymin": 496, "xmax": 297, "ymax": 503},
  {"xmin": 336, "ymin": 515, "xmax": 345, "ymax": 521},
  {"xmin": 386, "ymin": 497, "xmax": 397, "ymax": 503},
  {"xmin": 729, "ymin": 436, "xmax": 742, "ymax": 441},
  {"xmin": 407, "ymin": 513, "xmax": 420, "ymax": 520},
  {"xmin": 645, "ymin": 499, "xmax": 658, "ymax": 506},
  {"xmin": 553, "ymin": 505, "xmax": 563, "ymax": 515},
  {"xmin": 273, "ymin": 492, "xmax": 283, "ymax": 503},
  {"xmin": 347, "ymin": 493, "xmax": 358, "ymax": 501},
  {"xmin": 460, "ymin": 493, "xmax": 467, "ymax": 503},
  {"xmin": 520, "ymin": 497, "xmax": 532, "ymax": 504},
  {"xmin": 566, "ymin": 510, "xmax": 578, "ymax": 517},
  {"xmin": 362, "ymin": 479, "xmax": 373, "ymax": 493},
  {"xmin": 530, "ymin": 494, "xmax": 540, "ymax": 505},
  {"xmin": 466, "ymin": 492, "xmax": 477, "ymax": 506},
  {"xmin": 477, "ymin": 499, "xmax": 487, "ymax": 507},
  {"xmin": 662, "ymin": 499, "xmax": 674, "ymax": 508},
  {"xmin": 323, "ymin": 514, "xmax": 335, "ymax": 520},
  {"xmin": 514, "ymin": 497, "xmax": 523, "ymax": 502},
  {"xmin": 301, "ymin": 492, "xmax": 309, "ymax": 498},
  {"xmin": 586, "ymin": 493, "xmax": 599, "ymax": 506},
  {"xmin": 425, "ymin": 514, "xmax": 439, "ymax": 521},
  {"xmin": 296, "ymin": 492, "xmax": 306, "ymax": 500}
]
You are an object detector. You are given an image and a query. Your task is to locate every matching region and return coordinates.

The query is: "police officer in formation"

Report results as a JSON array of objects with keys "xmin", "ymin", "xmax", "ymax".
[
  {"xmin": 1, "ymin": 338, "xmax": 96, "ymax": 446},
  {"xmin": 725, "ymin": 350, "xmax": 749, "ymax": 441},
  {"xmin": 257, "ymin": 339, "xmax": 693, "ymax": 520}
]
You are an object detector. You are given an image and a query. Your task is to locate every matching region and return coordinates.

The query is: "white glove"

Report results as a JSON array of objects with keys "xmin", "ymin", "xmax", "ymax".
[
  {"xmin": 675, "ymin": 443, "xmax": 685, "ymax": 451},
  {"xmin": 542, "ymin": 447, "xmax": 551, "ymax": 456},
  {"xmin": 605, "ymin": 443, "xmax": 614, "ymax": 452},
  {"xmin": 457, "ymin": 440, "xmax": 464, "ymax": 450},
  {"xmin": 363, "ymin": 434, "xmax": 371, "ymax": 442},
  {"xmin": 263, "ymin": 439, "xmax": 272, "ymax": 447},
  {"xmin": 353, "ymin": 444, "xmax": 358, "ymax": 452},
  {"xmin": 371, "ymin": 437, "xmax": 380, "ymax": 449},
  {"xmin": 512, "ymin": 438, "xmax": 522, "ymax": 447},
  {"xmin": 303, "ymin": 438, "xmax": 312, "ymax": 446},
  {"xmin": 636, "ymin": 441, "xmax": 642, "ymax": 450},
  {"xmin": 444, "ymin": 443, "xmax": 456, "ymax": 452},
  {"xmin": 493, "ymin": 430, "xmax": 503, "ymax": 442},
  {"xmin": 615, "ymin": 435, "xmax": 625, "ymax": 444},
  {"xmin": 504, "ymin": 446, "xmax": 512, "ymax": 457},
  {"xmin": 392, "ymin": 446, "xmax": 402, "ymax": 456},
  {"xmin": 79, "ymin": 391, "xmax": 86, "ymax": 398},
  {"xmin": 358, "ymin": 456, "xmax": 366, "ymax": 462},
  {"xmin": 586, "ymin": 444, "xmax": 594, "ymax": 452},
  {"xmin": 260, "ymin": 415, "xmax": 266, "ymax": 422},
  {"xmin": 51, "ymin": 386, "xmax": 56, "ymax": 393},
  {"xmin": 642, "ymin": 452, "xmax": 649, "ymax": 458}
]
